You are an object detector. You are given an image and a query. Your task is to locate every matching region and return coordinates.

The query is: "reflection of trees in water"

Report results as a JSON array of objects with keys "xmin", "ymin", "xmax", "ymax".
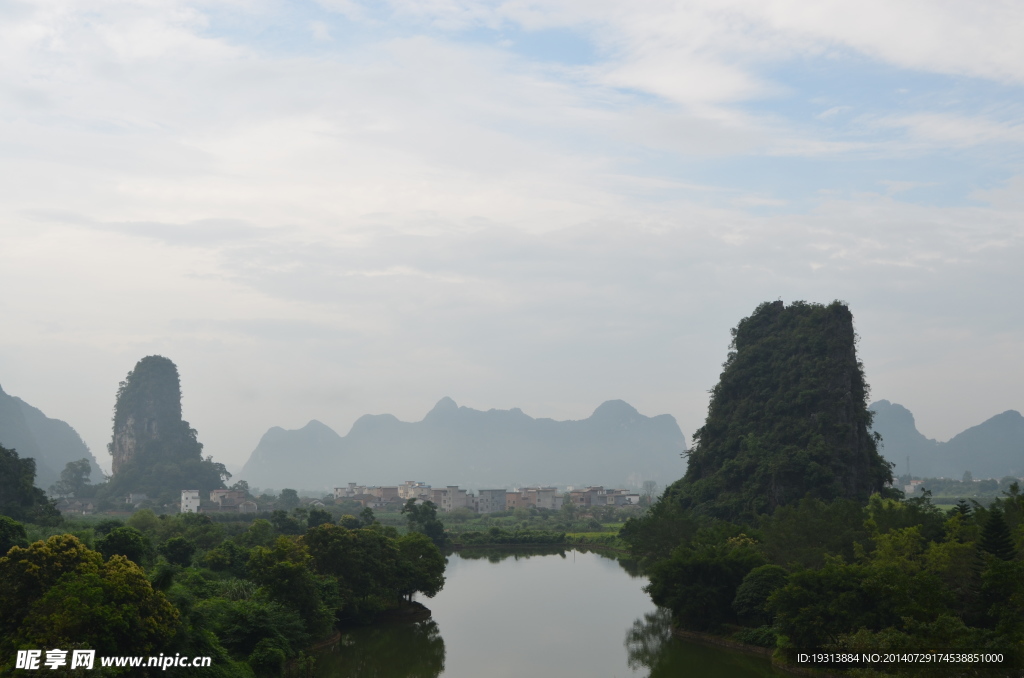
[
  {"xmin": 316, "ymin": 620, "xmax": 445, "ymax": 678},
  {"xmin": 625, "ymin": 608, "xmax": 674, "ymax": 674},
  {"xmin": 590, "ymin": 550, "xmax": 643, "ymax": 577},
  {"xmin": 455, "ymin": 546, "xmax": 644, "ymax": 575},
  {"xmin": 625, "ymin": 608, "xmax": 783, "ymax": 678},
  {"xmin": 455, "ymin": 547, "xmax": 567, "ymax": 562}
]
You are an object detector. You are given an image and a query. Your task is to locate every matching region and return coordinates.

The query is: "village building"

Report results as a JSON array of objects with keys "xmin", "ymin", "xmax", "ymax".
[
  {"xmin": 398, "ymin": 481, "xmax": 432, "ymax": 500},
  {"xmin": 180, "ymin": 490, "xmax": 201, "ymax": 513},
  {"xmin": 477, "ymin": 489, "xmax": 507, "ymax": 514}
]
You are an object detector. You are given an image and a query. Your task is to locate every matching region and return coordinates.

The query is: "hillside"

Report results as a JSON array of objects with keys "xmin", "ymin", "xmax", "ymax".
[
  {"xmin": 870, "ymin": 400, "xmax": 1024, "ymax": 478},
  {"xmin": 0, "ymin": 383, "xmax": 101, "ymax": 490},
  {"xmin": 239, "ymin": 397, "xmax": 686, "ymax": 491}
]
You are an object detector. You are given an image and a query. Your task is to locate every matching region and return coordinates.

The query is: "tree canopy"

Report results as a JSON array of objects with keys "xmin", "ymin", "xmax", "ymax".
[{"xmin": 0, "ymin": 444, "xmax": 61, "ymax": 525}]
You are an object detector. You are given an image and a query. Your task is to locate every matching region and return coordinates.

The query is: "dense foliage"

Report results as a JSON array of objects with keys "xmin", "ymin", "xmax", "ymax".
[
  {"xmin": 623, "ymin": 491, "xmax": 1024, "ymax": 675},
  {"xmin": 668, "ymin": 301, "xmax": 894, "ymax": 521},
  {"xmin": 1, "ymin": 505, "xmax": 447, "ymax": 677},
  {"xmin": 0, "ymin": 444, "xmax": 62, "ymax": 525}
]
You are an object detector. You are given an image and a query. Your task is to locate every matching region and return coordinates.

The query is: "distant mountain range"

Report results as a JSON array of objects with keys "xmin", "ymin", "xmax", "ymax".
[
  {"xmin": 869, "ymin": 400, "xmax": 1024, "ymax": 479},
  {"xmin": 0, "ymin": 384, "xmax": 103, "ymax": 490},
  {"xmin": 239, "ymin": 397, "xmax": 687, "ymax": 492}
]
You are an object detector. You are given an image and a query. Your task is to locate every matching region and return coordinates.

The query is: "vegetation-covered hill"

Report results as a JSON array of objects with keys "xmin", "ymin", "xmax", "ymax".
[
  {"xmin": 666, "ymin": 300, "xmax": 894, "ymax": 521},
  {"xmin": 103, "ymin": 356, "xmax": 228, "ymax": 504},
  {"xmin": 0, "ymin": 384, "xmax": 100, "ymax": 490}
]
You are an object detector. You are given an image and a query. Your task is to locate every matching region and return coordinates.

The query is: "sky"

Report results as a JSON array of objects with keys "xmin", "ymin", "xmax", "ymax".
[{"xmin": 1, "ymin": 0, "xmax": 1022, "ymax": 475}]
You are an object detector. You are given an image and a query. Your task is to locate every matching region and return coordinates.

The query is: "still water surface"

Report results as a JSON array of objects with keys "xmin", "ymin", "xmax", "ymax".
[{"xmin": 315, "ymin": 548, "xmax": 787, "ymax": 678}]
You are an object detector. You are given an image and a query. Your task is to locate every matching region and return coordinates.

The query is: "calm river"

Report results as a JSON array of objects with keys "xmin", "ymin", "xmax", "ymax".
[{"xmin": 315, "ymin": 548, "xmax": 788, "ymax": 678}]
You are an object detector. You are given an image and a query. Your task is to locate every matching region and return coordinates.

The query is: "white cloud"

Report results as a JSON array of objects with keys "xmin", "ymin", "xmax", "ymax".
[{"xmin": 310, "ymin": 20, "xmax": 332, "ymax": 42}]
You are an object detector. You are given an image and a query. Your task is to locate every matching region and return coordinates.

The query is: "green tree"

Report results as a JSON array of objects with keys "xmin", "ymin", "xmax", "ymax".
[
  {"xmin": 160, "ymin": 536, "xmax": 197, "ymax": 567},
  {"xmin": 0, "ymin": 515, "xmax": 28, "ymax": 556},
  {"xmin": 97, "ymin": 526, "xmax": 152, "ymax": 565},
  {"xmin": 278, "ymin": 489, "xmax": 300, "ymax": 511},
  {"xmin": 240, "ymin": 519, "xmax": 276, "ymax": 548},
  {"xmin": 759, "ymin": 497, "xmax": 868, "ymax": 568},
  {"xmin": 270, "ymin": 509, "xmax": 303, "ymax": 535},
  {"xmin": 247, "ymin": 537, "xmax": 333, "ymax": 640},
  {"xmin": 94, "ymin": 517, "xmax": 126, "ymax": 537},
  {"xmin": 733, "ymin": 564, "xmax": 789, "ymax": 625},
  {"xmin": 979, "ymin": 509, "xmax": 1015, "ymax": 561},
  {"xmin": 646, "ymin": 536, "xmax": 765, "ymax": 631},
  {"xmin": 303, "ymin": 524, "xmax": 400, "ymax": 617},
  {"xmin": 620, "ymin": 499, "xmax": 700, "ymax": 564},
  {"xmin": 249, "ymin": 637, "xmax": 287, "ymax": 678},
  {"xmin": 402, "ymin": 499, "xmax": 447, "ymax": 548},
  {"xmin": 0, "ymin": 444, "xmax": 62, "ymax": 525},
  {"xmin": 197, "ymin": 595, "xmax": 306, "ymax": 661},
  {"xmin": 16, "ymin": 555, "xmax": 179, "ymax": 664},
  {"xmin": 0, "ymin": 535, "xmax": 178, "ymax": 670},
  {"xmin": 307, "ymin": 507, "xmax": 333, "ymax": 529},
  {"xmin": 49, "ymin": 457, "xmax": 93, "ymax": 498},
  {"xmin": 396, "ymin": 532, "xmax": 446, "ymax": 601},
  {"xmin": 769, "ymin": 559, "xmax": 875, "ymax": 650},
  {"xmin": 203, "ymin": 539, "xmax": 251, "ymax": 578},
  {"xmin": 339, "ymin": 514, "xmax": 362, "ymax": 529}
]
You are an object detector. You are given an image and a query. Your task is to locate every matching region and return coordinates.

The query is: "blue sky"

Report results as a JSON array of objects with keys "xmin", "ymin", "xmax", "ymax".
[{"xmin": 0, "ymin": 0, "xmax": 1022, "ymax": 474}]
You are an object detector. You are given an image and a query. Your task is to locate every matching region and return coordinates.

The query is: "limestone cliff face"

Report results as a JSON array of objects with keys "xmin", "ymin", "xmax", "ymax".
[
  {"xmin": 111, "ymin": 414, "xmax": 146, "ymax": 475},
  {"xmin": 108, "ymin": 355, "xmax": 197, "ymax": 475}
]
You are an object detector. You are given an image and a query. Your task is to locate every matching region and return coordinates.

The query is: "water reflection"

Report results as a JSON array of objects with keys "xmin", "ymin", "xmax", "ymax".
[
  {"xmin": 626, "ymin": 608, "xmax": 675, "ymax": 673},
  {"xmin": 316, "ymin": 620, "xmax": 445, "ymax": 678},
  {"xmin": 454, "ymin": 546, "xmax": 567, "ymax": 562},
  {"xmin": 315, "ymin": 549, "xmax": 787, "ymax": 678},
  {"xmin": 625, "ymin": 608, "xmax": 785, "ymax": 677}
]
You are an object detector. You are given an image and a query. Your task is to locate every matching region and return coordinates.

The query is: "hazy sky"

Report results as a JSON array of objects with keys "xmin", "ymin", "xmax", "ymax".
[{"xmin": 1, "ymin": 0, "xmax": 1022, "ymax": 475}]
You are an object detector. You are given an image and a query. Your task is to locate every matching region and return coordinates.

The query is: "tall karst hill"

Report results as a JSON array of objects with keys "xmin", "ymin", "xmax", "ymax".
[
  {"xmin": 103, "ymin": 355, "xmax": 228, "ymax": 503},
  {"xmin": 666, "ymin": 300, "xmax": 894, "ymax": 521}
]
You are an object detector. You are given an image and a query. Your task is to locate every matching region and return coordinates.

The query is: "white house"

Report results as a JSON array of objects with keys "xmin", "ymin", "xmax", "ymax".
[{"xmin": 180, "ymin": 490, "xmax": 201, "ymax": 513}]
